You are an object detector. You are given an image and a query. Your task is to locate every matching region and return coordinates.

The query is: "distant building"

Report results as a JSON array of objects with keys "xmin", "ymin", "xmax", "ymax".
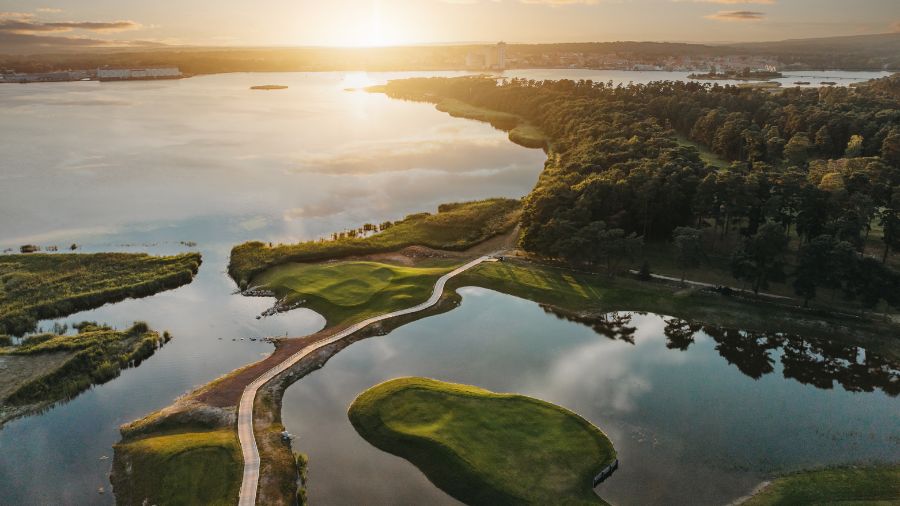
[
  {"xmin": 97, "ymin": 67, "xmax": 182, "ymax": 81},
  {"xmin": 465, "ymin": 42, "xmax": 507, "ymax": 71},
  {"xmin": 466, "ymin": 52, "xmax": 487, "ymax": 69}
]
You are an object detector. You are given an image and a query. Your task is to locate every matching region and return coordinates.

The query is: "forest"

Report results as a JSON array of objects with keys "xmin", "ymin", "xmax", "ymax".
[{"xmin": 379, "ymin": 74, "xmax": 900, "ymax": 312}]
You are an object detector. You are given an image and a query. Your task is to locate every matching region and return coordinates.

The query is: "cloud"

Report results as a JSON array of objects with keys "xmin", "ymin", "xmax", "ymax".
[
  {"xmin": 676, "ymin": 0, "xmax": 774, "ymax": 3},
  {"xmin": 0, "ymin": 12, "xmax": 147, "ymax": 51},
  {"xmin": 36, "ymin": 7, "xmax": 63, "ymax": 13},
  {"xmin": 0, "ymin": 13, "xmax": 141, "ymax": 34},
  {"xmin": 704, "ymin": 10, "xmax": 766, "ymax": 21},
  {"xmin": 442, "ymin": 0, "xmax": 603, "ymax": 4},
  {"xmin": 892, "ymin": 20, "xmax": 900, "ymax": 33}
]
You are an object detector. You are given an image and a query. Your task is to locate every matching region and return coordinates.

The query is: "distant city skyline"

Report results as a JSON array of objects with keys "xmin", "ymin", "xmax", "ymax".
[{"xmin": 1, "ymin": 0, "xmax": 898, "ymax": 49}]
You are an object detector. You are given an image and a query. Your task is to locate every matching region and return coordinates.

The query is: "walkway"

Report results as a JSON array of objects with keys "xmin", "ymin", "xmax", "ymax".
[{"xmin": 236, "ymin": 255, "xmax": 495, "ymax": 506}]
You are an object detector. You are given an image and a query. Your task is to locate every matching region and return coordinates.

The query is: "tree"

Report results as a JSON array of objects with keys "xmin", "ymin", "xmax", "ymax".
[
  {"xmin": 591, "ymin": 223, "xmax": 643, "ymax": 277},
  {"xmin": 847, "ymin": 257, "xmax": 900, "ymax": 310},
  {"xmin": 814, "ymin": 126, "xmax": 834, "ymax": 158},
  {"xmin": 672, "ymin": 227, "xmax": 705, "ymax": 284},
  {"xmin": 792, "ymin": 235, "xmax": 857, "ymax": 307},
  {"xmin": 784, "ymin": 133, "xmax": 812, "ymax": 166},
  {"xmin": 845, "ymin": 134, "xmax": 864, "ymax": 158},
  {"xmin": 731, "ymin": 223, "xmax": 788, "ymax": 295},
  {"xmin": 881, "ymin": 129, "xmax": 900, "ymax": 167},
  {"xmin": 879, "ymin": 188, "xmax": 900, "ymax": 263}
]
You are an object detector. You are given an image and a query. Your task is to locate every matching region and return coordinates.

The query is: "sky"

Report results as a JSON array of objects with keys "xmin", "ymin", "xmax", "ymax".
[{"xmin": 1, "ymin": 0, "xmax": 899, "ymax": 49}]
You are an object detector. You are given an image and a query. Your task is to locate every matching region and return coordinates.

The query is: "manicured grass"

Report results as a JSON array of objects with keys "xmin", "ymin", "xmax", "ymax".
[
  {"xmin": 349, "ymin": 377, "xmax": 615, "ymax": 505},
  {"xmin": 0, "ymin": 252, "xmax": 201, "ymax": 336},
  {"xmin": 451, "ymin": 260, "xmax": 900, "ymax": 360},
  {"xmin": 675, "ymin": 134, "xmax": 729, "ymax": 168},
  {"xmin": 744, "ymin": 465, "xmax": 900, "ymax": 506},
  {"xmin": 111, "ymin": 429, "xmax": 242, "ymax": 506},
  {"xmin": 436, "ymin": 99, "xmax": 548, "ymax": 149},
  {"xmin": 229, "ymin": 198, "xmax": 520, "ymax": 288},
  {"xmin": 253, "ymin": 261, "xmax": 455, "ymax": 325},
  {"xmin": 0, "ymin": 322, "xmax": 171, "ymax": 413}
]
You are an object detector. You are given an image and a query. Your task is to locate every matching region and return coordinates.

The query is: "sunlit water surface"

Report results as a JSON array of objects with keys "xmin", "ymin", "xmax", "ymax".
[{"xmin": 0, "ymin": 69, "xmax": 895, "ymax": 504}]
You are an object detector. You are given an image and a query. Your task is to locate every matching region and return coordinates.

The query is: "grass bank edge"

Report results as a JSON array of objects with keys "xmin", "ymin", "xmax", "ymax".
[
  {"xmin": 743, "ymin": 464, "xmax": 900, "ymax": 505},
  {"xmin": 348, "ymin": 376, "xmax": 614, "ymax": 505}
]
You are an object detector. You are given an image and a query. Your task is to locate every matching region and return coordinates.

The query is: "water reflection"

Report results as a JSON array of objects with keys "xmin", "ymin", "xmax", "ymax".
[
  {"xmin": 281, "ymin": 288, "xmax": 899, "ymax": 506},
  {"xmin": 543, "ymin": 308, "xmax": 899, "ymax": 396}
]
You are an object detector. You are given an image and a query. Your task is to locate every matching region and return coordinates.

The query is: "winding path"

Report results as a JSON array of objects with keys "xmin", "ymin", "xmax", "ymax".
[{"xmin": 237, "ymin": 255, "xmax": 495, "ymax": 506}]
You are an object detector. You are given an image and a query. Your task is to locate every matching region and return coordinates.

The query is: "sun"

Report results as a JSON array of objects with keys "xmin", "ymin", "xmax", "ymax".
[{"xmin": 338, "ymin": 0, "xmax": 394, "ymax": 47}]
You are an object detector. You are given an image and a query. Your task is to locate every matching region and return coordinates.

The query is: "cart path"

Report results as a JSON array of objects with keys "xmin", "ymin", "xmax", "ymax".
[{"xmin": 237, "ymin": 255, "xmax": 495, "ymax": 506}]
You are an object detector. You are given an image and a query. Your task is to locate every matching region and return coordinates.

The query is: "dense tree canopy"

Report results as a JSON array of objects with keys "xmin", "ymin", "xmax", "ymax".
[{"xmin": 380, "ymin": 74, "xmax": 900, "ymax": 309}]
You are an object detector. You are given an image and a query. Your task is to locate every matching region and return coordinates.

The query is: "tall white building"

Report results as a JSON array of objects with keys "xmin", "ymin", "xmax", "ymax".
[{"xmin": 496, "ymin": 42, "xmax": 507, "ymax": 71}]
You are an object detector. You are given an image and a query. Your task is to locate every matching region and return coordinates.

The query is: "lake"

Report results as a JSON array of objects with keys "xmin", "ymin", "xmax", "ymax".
[
  {"xmin": 281, "ymin": 288, "xmax": 899, "ymax": 505},
  {"xmin": 0, "ymin": 69, "xmax": 896, "ymax": 505}
]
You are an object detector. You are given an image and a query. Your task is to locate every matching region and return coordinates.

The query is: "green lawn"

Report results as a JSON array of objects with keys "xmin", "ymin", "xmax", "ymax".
[
  {"xmin": 0, "ymin": 252, "xmax": 201, "ymax": 336},
  {"xmin": 675, "ymin": 134, "xmax": 729, "ymax": 168},
  {"xmin": 349, "ymin": 377, "xmax": 615, "ymax": 505},
  {"xmin": 111, "ymin": 429, "xmax": 242, "ymax": 506},
  {"xmin": 744, "ymin": 465, "xmax": 900, "ymax": 506},
  {"xmin": 229, "ymin": 198, "xmax": 520, "ymax": 288},
  {"xmin": 253, "ymin": 261, "xmax": 456, "ymax": 325},
  {"xmin": 451, "ymin": 260, "xmax": 900, "ymax": 361}
]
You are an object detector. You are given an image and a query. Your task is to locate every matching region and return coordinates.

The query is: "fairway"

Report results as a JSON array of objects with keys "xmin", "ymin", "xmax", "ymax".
[
  {"xmin": 349, "ymin": 377, "xmax": 616, "ymax": 505},
  {"xmin": 253, "ymin": 261, "xmax": 455, "ymax": 324}
]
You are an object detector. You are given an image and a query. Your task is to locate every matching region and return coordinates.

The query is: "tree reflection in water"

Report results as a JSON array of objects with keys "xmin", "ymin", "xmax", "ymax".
[{"xmin": 541, "ymin": 306, "xmax": 899, "ymax": 397}]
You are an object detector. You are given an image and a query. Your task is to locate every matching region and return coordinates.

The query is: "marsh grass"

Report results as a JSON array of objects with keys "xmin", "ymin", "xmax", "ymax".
[{"xmin": 0, "ymin": 252, "xmax": 201, "ymax": 336}]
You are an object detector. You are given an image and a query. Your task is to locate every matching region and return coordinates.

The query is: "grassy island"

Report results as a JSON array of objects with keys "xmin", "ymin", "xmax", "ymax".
[
  {"xmin": 0, "ymin": 322, "xmax": 171, "ymax": 427},
  {"xmin": 229, "ymin": 198, "xmax": 520, "ymax": 288},
  {"xmin": 0, "ymin": 252, "xmax": 201, "ymax": 336},
  {"xmin": 349, "ymin": 377, "xmax": 616, "ymax": 505},
  {"xmin": 744, "ymin": 465, "xmax": 900, "ymax": 505}
]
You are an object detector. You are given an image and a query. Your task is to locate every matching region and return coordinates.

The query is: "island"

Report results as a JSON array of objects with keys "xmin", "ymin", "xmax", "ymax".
[
  {"xmin": 250, "ymin": 85, "xmax": 288, "ymax": 90},
  {"xmin": 0, "ymin": 252, "xmax": 202, "ymax": 336},
  {"xmin": 349, "ymin": 377, "xmax": 617, "ymax": 505},
  {"xmin": 1, "ymin": 322, "xmax": 171, "ymax": 428}
]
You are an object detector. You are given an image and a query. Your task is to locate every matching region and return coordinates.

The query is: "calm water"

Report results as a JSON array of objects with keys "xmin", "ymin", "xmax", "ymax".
[
  {"xmin": 0, "ymin": 71, "xmax": 545, "ymax": 505},
  {"xmin": 0, "ymin": 70, "xmax": 896, "ymax": 505},
  {"xmin": 281, "ymin": 288, "xmax": 899, "ymax": 506}
]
